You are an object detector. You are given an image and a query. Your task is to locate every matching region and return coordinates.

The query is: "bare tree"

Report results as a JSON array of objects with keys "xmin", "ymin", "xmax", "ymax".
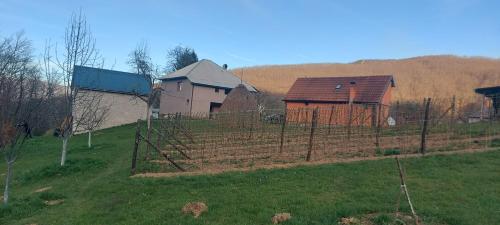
[
  {"xmin": 0, "ymin": 32, "xmax": 51, "ymax": 205},
  {"xmin": 166, "ymin": 45, "xmax": 198, "ymax": 72},
  {"xmin": 127, "ymin": 42, "xmax": 161, "ymax": 130},
  {"xmin": 73, "ymin": 91, "xmax": 110, "ymax": 148},
  {"xmin": 52, "ymin": 10, "xmax": 102, "ymax": 166}
]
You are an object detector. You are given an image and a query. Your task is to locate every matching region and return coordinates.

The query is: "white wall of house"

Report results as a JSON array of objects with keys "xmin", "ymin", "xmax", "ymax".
[
  {"xmin": 160, "ymin": 79, "xmax": 229, "ymax": 115},
  {"xmin": 73, "ymin": 90, "xmax": 147, "ymax": 132}
]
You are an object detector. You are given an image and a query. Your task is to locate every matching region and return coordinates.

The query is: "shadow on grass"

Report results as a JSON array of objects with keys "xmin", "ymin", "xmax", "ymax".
[
  {"xmin": 18, "ymin": 158, "xmax": 107, "ymax": 184},
  {"xmin": 0, "ymin": 192, "xmax": 66, "ymax": 222}
]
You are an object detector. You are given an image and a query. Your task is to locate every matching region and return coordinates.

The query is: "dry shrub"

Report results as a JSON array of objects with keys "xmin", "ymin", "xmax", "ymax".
[
  {"xmin": 44, "ymin": 199, "xmax": 64, "ymax": 206},
  {"xmin": 339, "ymin": 217, "xmax": 360, "ymax": 225},
  {"xmin": 181, "ymin": 202, "xmax": 207, "ymax": 218},
  {"xmin": 271, "ymin": 213, "xmax": 291, "ymax": 224},
  {"xmin": 0, "ymin": 121, "xmax": 16, "ymax": 148},
  {"xmin": 33, "ymin": 186, "xmax": 52, "ymax": 193}
]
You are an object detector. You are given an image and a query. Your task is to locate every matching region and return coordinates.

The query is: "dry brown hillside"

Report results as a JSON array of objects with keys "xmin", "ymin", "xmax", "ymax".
[{"xmin": 232, "ymin": 55, "xmax": 500, "ymax": 101}]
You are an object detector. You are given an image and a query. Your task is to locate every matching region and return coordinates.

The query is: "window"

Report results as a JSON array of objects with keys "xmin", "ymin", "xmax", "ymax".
[
  {"xmin": 177, "ymin": 81, "xmax": 182, "ymax": 91},
  {"xmin": 225, "ymin": 89, "xmax": 231, "ymax": 95},
  {"xmin": 215, "ymin": 88, "xmax": 219, "ymax": 93},
  {"xmin": 335, "ymin": 84, "xmax": 342, "ymax": 90}
]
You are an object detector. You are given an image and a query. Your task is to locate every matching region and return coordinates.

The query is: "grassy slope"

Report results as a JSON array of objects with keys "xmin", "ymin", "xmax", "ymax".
[{"xmin": 0, "ymin": 124, "xmax": 499, "ymax": 225}]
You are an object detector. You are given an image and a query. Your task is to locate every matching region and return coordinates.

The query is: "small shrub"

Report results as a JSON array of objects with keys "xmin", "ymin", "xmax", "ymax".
[
  {"xmin": 490, "ymin": 138, "xmax": 500, "ymax": 147},
  {"xmin": 383, "ymin": 149, "xmax": 401, "ymax": 156}
]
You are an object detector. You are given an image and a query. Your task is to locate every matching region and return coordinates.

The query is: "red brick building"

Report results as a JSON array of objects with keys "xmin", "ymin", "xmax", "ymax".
[{"xmin": 283, "ymin": 75, "xmax": 395, "ymax": 127}]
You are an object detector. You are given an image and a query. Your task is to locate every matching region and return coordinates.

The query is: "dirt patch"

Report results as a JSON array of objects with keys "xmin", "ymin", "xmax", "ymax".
[
  {"xmin": 33, "ymin": 186, "xmax": 52, "ymax": 193},
  {"xmin": 339, "ymin": 217, "xmax": 360, "ymax": 225},
  {"xmin": 182, "ymin": 202, "xmax": 207, "ymax": 218},
  {"xmin": 339, "ymin": 212, "xmax": 420, "ymax": 225},
  {"xmin": 272, "ymin": 213, "xmax": 291, "ymax": 224},
  {"xmin": 132, "ymin": 147, "xmax": 498, "ymax": 178},
  {"xmin": 44, "ymin": 199, "xmax": 64, "ymax": 206}
]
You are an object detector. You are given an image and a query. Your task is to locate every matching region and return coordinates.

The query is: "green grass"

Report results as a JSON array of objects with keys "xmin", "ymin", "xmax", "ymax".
[{"xmin": 0, "ymin": 124, "xmax": 499, "ymax": 225}]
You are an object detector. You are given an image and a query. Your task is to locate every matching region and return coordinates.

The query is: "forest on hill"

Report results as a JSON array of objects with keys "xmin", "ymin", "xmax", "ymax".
[{"xmin": 233, "ymin": 55, "xmax": 500, "ymax": 101}]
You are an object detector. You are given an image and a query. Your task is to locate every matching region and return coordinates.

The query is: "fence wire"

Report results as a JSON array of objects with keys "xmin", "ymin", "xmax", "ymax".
[{"xmin": 132, "ymin": 96, "xmax": 500, "ymax": 174}]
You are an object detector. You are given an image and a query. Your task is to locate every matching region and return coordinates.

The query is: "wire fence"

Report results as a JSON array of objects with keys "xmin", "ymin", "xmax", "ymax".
[{"xmin": 131, "ymin": 95, "xmax": 500, "ymax": 174}]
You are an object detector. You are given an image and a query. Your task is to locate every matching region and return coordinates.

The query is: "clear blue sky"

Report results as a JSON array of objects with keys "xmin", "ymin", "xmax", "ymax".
[{"xmin": 1, "ymin": 0, "xmax": 499, "ymax": 71}]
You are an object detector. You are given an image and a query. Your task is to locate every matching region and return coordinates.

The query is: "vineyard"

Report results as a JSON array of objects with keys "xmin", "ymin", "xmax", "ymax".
[{"xmin": 131, "ymin": 97, "xmax": 500, "ymax": 175}]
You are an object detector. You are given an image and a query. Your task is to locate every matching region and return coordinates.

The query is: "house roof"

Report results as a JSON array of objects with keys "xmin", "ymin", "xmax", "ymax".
[
  {"xmin": 284, "ymin": 75, "xmax": 395, "ymax": 103},
  {"xmin": 475, "ymin": 86, "xmax": 500, "ymax": 97},
  {"xmin": 159, "ymin": 59, "xmax": 257, "ymax": 92},
  {"xmin": 72, "ymin": 66, "xmax": 151, "ymax": 96}
]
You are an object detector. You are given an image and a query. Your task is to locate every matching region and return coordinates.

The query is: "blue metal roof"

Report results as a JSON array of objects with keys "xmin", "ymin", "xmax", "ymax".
[{"xmin": 72, "ymin": 66, "xmax": 151, "ymax": 96}]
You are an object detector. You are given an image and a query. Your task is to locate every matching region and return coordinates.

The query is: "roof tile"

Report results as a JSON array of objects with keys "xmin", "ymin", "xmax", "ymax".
[{"xmin": 284, "ymin": 75, "xmax": 394, "ymax": 103}]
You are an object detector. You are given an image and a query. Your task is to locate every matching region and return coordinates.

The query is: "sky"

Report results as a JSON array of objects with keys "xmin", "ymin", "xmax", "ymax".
[{"xmin": 1, "ymin": 0, "xmax": 499, "ymax": 71}]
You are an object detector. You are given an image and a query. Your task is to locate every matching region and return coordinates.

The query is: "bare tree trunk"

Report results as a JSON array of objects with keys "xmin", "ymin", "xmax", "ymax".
[
  {"xmin": 60, "ymin": 137, "xmax": 69, "ymax": 166},
  {"xmin": 146, "ymin": 105, "xmax": 152, "ymax": 129},
  {"xmin": 88, "ymin": 130, "xmax": 92, "ymax": 148},
  {"xmin": 3, "ymin": 161, "xmax": 13, "ymax": 205}
]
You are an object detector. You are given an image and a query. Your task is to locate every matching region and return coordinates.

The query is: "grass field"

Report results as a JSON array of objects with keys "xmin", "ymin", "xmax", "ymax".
[{"xmin": 0, "ymin": 124, "xmax": 499, "ymax": 225}]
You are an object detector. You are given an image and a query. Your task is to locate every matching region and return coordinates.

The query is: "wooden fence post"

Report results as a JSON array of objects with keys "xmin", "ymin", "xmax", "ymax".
[
  {"xmin": 375, "ymin": 104, "xmax": 382, "ymax": 148},
  {"xmin": 306, "ymin": 108, "xmax": 319, "ymax": 161},
  {"xmin": 249, "ymin": 110, "xmax": 254, "ymax": 139},
  {"xmin": 156, "ymin": 128, "xmax": 161, "ymax": 150},
  {"xmin": 328, "ymin": 105, "xmax": 335, "ymax": 134},
  {"xmin": 279, "ymin": 108, "xmax": 288, "ymax": 153},
  {"xmin": 450, "ymin": 95, "xmax": 456, "ymax": 129},
  {"xmin": 347, "ymin": 102, "xmax": 354, "ymax": 140},
  {"xmin": 131, "ymin": 120, "xmax": 141, "ymax": 175},
  {"xmin": 420, "ymin": 98, "xmax": 431, "ymax": 155}
]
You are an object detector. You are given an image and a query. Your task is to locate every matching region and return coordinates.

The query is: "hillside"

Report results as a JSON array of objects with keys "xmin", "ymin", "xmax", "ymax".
[{"xmin": 232, "ymin": 55, "xmax": 500, "ymax": 101}]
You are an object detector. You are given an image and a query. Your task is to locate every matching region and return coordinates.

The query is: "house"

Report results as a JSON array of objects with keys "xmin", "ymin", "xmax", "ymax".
[
  {"xmin": 72, "ymin": 66, "xmax": 150, "ymax": 130},
  {"xmin": 283, "ymin": 75, "xmax": 395, "ymax": 126},
  {"xmin": 159, "ymin": 59, "xmax": 257, "ymax": 115},
  {"xmin": 474, "ymin": 86, "xmax": 500, "ymax": 119}
]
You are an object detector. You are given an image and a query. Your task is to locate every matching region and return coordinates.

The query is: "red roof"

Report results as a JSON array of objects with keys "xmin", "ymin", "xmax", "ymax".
[{"xmin": 284, "ymin": 75, "xmax": 395, "ymax": 103}]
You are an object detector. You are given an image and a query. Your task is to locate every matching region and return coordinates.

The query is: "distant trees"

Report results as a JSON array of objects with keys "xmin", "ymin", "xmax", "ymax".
[
  {"xmin": 166, "ymin": 45, "xmax": 198, "ymax": 71},
  {"xmin": 0, "ymin": 32, "xmax": 53, "ymax": 205}
]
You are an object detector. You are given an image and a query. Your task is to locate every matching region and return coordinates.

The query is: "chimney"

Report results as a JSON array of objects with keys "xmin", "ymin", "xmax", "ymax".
[
  {"xmin": 222, "ymin": 64, "xmax": 228, "ymax": 70},
  {"xmin": 349, "ymin": 81, "xmax": 356, "ymax": 104}
]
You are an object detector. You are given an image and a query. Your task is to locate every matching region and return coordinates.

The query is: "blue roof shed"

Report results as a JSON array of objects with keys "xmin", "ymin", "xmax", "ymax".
[{"xmin": 72, "ymin": 66, "xmax": 151, "ymax": 96}]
